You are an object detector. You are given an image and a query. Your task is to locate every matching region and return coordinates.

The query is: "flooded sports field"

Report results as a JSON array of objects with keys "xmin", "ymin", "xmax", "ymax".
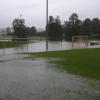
[
  {"xmin": 0, "ymin": 41, "xmax": 100, "ymax": 100},
  {"xmin": 0, "ymin": 41, "xmax": 100, "ymax": 54}
]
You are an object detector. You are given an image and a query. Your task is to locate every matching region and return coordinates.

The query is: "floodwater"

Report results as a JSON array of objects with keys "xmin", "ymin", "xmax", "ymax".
[
  {"xmin": 0, "ymin": 41, "xmax": 100, "ymax": 54},
  {"xmin": 0, "ymin": 41, "xmax": 72, "ymax": 54},
  {"xmin": 0, "ymin": 54, "xmax": 100, "ymax": 100},
  {"xmin": 0, "ymin": 41, "xmax": 100, "ymax": 100}
]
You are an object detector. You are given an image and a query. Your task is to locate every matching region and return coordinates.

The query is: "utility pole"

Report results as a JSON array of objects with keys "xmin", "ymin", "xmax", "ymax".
[{"xmin": 46, "ymin": 0, "xmax": 48, "ymax": 51}]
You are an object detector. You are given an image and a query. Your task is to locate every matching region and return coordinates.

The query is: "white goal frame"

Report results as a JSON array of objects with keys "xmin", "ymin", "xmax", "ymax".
[{"xmin": 72, "ymin": 36, "xmax": 89, "ymax": 48}]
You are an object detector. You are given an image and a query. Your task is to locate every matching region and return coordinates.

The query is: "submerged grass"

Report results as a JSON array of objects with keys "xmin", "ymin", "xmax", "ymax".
[
  {"xmin": 30, "ymin": 48, "xmax": 100, "ymax": 80},
  {"xmin": 0, "ymin": 41, "xmax": 28, "ymax": 49}
]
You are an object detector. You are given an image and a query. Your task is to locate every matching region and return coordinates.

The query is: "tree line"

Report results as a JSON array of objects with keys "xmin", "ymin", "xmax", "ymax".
[
  {"xmin": 6, "ymin": 13, "xmax": 100, "ymax": 41},
  {"xmin": 47, "ymin": 13, "xmax": 100, "ymax": 41}
]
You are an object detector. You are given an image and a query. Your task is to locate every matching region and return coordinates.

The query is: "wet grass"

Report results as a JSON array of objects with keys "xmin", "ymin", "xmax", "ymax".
[
  {"xmin": 0, "ymin": 41, "xmax": 28, "ymax": 49},
  {"xmin": 30, "ymin": 48, "xmax": 100, "ymax": 80}
]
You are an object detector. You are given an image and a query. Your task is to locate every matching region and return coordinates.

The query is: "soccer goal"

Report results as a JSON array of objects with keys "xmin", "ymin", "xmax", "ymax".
[{"xmin": 72, "ymin": 36, "xmax": 89, "ymax": 48}]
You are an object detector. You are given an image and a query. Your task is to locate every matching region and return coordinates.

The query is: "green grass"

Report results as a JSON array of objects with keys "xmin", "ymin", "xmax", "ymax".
[
  {"xmin": 0, "ymin": 41, "xmax": 28, "ymax": 49},
  {"xmin": 30, "ymin": 48, "xmax": 100, "ymax": 80}
]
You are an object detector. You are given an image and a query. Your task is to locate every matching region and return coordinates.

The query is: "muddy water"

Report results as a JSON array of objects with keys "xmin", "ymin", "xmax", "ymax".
[
  {"xmin": 0, "ymin": 54, "xmax": 100, "ymax": 100},
  {"xmin": 0, "ymin": 41, "xmax": 72, "ymax": 54},
  {"xmin": 0, "ymin": 41, "xmax": 100, "ymax": 54}
]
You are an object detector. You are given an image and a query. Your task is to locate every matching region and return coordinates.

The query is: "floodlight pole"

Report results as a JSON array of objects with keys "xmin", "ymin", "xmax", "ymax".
[{"xmin": 46, "ymin": 0, "xmax": 48, "ymax": 51}]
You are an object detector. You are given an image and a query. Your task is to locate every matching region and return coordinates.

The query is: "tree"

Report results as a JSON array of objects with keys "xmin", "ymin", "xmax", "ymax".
[
  {"xmin": 26, "ymin": 26, "xmax": 37, "ymax": 36},
  {"xmin": 30, "ymin": 26, "xmax": 37, "ymax": 36},
  {"xmin": 91, "ymin": 18, "xmax": 100, "ymax": 34},
  {"xmin": 66, "ymin": 13, "xmax": 81, "ymax": 40},
  {"xmin": 69, "ymin": 13, "xmax": 78, "ymax": 25},
  {"xmin": 6, "ymin": 27, "xmax": 11, "ymax": 35},
  {"xmin": 74, "ymin": 19, "xmax": 82, "ymax": 35},
  {"xmin": 55, "ymin": 16, "xmax": 61, "ymax": 25},
  {"xmin": 12, "ymin": 19, "xmax": 27, "ymax": 39},
  {"xmin": 80, "ymin": 18, "xmax": 91, "ymax": 36},
  {"xmin": 49, "ymin": 16, "xmax": 55, "ymax": 23},
  {"xmin": 26, "ymin": 27, "xmax": 31, "ymax": 36},
  {"xmin": 63, "ymin": 21, "xmax": 68, "ymax": 40},
  {"xmin": 47, "ymin": 16, "xmax": 63, "ymax": 41}
]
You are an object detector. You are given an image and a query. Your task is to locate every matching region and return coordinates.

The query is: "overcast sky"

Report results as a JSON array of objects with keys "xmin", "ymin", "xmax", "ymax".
[{"xmin": 0, "ymin": 0, "xmax": 100, "ymax": 28}]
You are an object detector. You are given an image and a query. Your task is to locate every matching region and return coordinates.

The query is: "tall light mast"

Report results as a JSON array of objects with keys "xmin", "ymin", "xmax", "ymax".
[{"xmin": 46, "ymin": 0, "xmax": 48, "ymax": 51}]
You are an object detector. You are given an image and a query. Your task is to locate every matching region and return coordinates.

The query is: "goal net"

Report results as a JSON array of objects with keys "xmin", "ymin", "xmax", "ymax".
[{"xmin": 72, "ymin": 36, "xmax": 89, "ymax": 48}]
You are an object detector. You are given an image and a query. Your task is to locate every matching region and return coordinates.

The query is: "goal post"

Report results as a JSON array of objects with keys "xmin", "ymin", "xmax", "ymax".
[{"xmin": 72, "ymin": 36, "xmax": 89, "ymax": 48}]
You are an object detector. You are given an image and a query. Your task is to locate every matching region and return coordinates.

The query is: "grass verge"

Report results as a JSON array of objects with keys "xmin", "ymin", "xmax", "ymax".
[{"xmin": 29, "ymin": 48, "xmax": 100, "ymax": 80}]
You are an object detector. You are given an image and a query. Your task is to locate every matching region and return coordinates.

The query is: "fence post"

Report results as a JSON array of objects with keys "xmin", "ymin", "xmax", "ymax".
[
  {"xmin": 27, "ymin": 41, "xmax": 28, "ymax": 53},
  {"xmin": 2, "ymin": 40, "xmax": 6, "ymax": 54}
]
